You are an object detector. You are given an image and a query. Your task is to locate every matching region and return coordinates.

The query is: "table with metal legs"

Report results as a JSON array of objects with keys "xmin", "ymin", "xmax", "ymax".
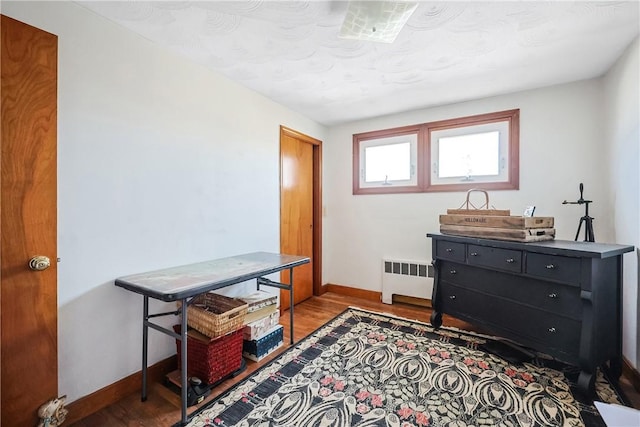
[{"xmin": 115, "ymin": 252, "xmax": 309, "ymax": 426}]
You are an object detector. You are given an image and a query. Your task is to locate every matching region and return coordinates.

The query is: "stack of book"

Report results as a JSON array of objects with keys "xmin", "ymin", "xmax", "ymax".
[{"xmin": 237, "ymin": 290, "xmax": 283, "ymax": 362}]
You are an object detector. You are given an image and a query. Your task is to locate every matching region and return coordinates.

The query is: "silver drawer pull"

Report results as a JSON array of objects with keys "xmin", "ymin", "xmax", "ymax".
[
  {"xmin": 548, "ymin": 327, "xmax": 556, "ymax": 333},
  {"xmin": 546, "ymin": 264, "xmax": 555, "ymax": 269},
  {"xmin": 470, "ymin": 252, "xmax": 478, "ymax": 256},
  {"xmin": 449, "ymin": 269, "xmax": 457, "ymax": 274},
  {"xmin": 505, "ymin": 258, "xmax": 515, "ymax": 263},
  {"xmin": 446, "ymin": 248, "xmax": 453, "ymax": 253},
  {"xmin": 548, "ymin": 293, "xmax": 558, "ymax": 298},
  {"xmin": 449, "ymin": 295, "xmax": 456, "ymax": 300}
]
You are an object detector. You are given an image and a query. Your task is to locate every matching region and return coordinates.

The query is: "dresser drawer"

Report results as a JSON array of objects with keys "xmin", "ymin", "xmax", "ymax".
[
  {"xmin": 439, "ymin": 282, "xmax": 495, "ymax": 324},
  {"xmin": 440, "ymin": 282, "xmax": 580, "ymax": 356},
  {"xmin": 439, "ymin": 261, "xmax": 582, "ymax": 319},
  {"xmin": 467, "ymin": 244, "xmax": 522, "ymax": 273},
  {"xmin": 439, "ymin": 261, "xmax": 475, "ymax": 285},
  {"xmin": 435, "ymin": 241, "xmax": 466, "ymax": 262},
  {"xmin": 513, "ymin": 309, "xmax": 581, "ymax": 356},
  {"xmin": 526, "ymin": 253, "xmax": 581, "ymax": 285}
]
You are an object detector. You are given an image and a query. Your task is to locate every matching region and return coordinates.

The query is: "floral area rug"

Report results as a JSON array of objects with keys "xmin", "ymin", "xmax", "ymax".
[{"xmin": 183, "ymin": 307, "xmax": 628, "ymax": 427}]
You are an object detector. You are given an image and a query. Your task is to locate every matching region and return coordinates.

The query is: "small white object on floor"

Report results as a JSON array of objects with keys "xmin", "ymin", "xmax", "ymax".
[
  {"xmin": 37, "ymin": 395, "xmax": 68, "ymax": 427},
  {"xmin": 594, "ymin": 401, "xmax": 640, "ymax": 427}
]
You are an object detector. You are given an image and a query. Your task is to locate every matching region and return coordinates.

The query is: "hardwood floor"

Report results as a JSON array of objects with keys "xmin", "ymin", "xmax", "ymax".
[{"xmin": 69, "ymin": 292, "xmax": 640, "ymax": 426}]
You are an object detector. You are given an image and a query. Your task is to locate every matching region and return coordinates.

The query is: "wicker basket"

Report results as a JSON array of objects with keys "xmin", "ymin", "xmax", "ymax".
[
  {"xmin": 174, "ymin": 325, "xmax": 244, "ymax": 384},
  {"xmin": 182, "ymin": 293, "xmax": 248, "ymax": 339}
]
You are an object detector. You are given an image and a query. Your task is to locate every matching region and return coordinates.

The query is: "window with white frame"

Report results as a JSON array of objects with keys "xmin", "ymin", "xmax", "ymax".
[
  {"xmin": 431, "ymin": 123, "xmax": 508, "ymax": 185},
  {"xmin": 352, "ymin": 109, "xmax": 519, "ymax": 195},
  {"xmin": 425, "ymin": 109, "xmax": 519, "ymax": 192},
  {"xmin": 353, "ymin": 126, "xmax": 420, "ymax": 194}
]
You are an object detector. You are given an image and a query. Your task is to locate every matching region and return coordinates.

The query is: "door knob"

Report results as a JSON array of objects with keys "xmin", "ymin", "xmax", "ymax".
[{"xmin": 29, "ymin": 256, "xmax": 50, "ymax": 271}]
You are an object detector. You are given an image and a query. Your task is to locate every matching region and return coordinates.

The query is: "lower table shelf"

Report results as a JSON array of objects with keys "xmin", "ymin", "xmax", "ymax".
[{"xmin": 164, "ymin": 359, "xmax": 247, "ymax": 407}]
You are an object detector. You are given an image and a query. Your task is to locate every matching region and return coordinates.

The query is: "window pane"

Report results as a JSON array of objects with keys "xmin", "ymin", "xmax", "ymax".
[
  {"xmin": 438, "ymin": 131, "xmax": 500, "ymax": 178},
  {"xmin": 365, "ymin": 142, "xmax": 411, "ymax": 182}
]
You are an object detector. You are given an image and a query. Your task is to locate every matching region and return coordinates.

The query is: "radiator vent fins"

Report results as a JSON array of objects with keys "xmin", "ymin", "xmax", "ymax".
[{"xmin": 384, "ymin": 261, "xmax": 433, "ymax": 278}]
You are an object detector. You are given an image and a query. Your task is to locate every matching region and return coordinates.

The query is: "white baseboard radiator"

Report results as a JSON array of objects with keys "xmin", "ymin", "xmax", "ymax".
[{"xmin": 381, "ymin": 258, "xmax": 433, "ymax": 304}]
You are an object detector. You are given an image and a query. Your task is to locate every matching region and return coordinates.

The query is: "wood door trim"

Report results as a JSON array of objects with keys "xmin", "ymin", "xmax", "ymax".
[{"xmin": 280, "ymin": 126, "xmax": 322, "ymax": 296}]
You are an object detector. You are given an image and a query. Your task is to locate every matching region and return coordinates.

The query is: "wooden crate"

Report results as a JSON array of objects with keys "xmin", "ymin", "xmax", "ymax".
[
  {"xmin": 440, "ymin": 189, "xmax": 555, "ymax": 242},
  {"xmin": 446, "ymin": 208, "xmax": 510, "ymax": 216},
  {"xmin": 440, "ymin": 224, "xmax": 556, "ymax": 242},
  {"xmin": 439, "ymin": 214, "xmax": 554, "ymax": 229}
]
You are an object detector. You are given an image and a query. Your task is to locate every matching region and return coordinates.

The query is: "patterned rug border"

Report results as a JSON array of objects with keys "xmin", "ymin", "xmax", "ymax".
[
  {"xmin": 179, "ymin": 307, "xmax": 365, "ymax": 426},
  {"xmin": 178, "ymin": 306, "xmax": 631, "ymax": 426}
]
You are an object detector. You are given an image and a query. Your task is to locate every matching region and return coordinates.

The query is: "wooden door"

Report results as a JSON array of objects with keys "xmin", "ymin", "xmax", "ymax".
[
  {"xmin": 1, "ymin": 15, "xmax": 58, "ymax": 426},
  {"xmin": 280, "ymin": 127, "xmax": 321, "ymax": 310}
]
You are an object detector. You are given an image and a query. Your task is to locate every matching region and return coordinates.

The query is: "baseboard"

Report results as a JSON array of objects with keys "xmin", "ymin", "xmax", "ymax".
[
  {"xmin": 323, "ymin": 283, "xmax": 381, "ymax": 302},
  {"xmin": 65, "ymin": 355, "xmax": 177, "ymax": 425},
  {"xmin": 622, "ymin": 356, "xmax": 640, "ymax": 393},
  {"xmin": 392, "ymin": 294, "xmax": 433, "ymax": 308}
]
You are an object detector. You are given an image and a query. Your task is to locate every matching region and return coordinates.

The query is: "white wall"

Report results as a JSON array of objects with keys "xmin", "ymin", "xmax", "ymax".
[
  {"xmin": 3, "ymin": 1, "xmax": 326, "ymax": 403},
  {"xmin": 4, "ymin": 0, "xmax": 638, "ymax": 406},
  {"xmin": 603, "ymin": 36, "xmax": 640, "ymax": 368},
  {"xmin": 324, "ymin": 79, "xmax": 614, "ymax": 291}
]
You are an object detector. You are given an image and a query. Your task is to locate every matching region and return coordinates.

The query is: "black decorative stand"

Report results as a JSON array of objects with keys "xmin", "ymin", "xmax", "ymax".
[{"xmin": 563, "ymin": 183, "xmax": 595, "ymax": 242}]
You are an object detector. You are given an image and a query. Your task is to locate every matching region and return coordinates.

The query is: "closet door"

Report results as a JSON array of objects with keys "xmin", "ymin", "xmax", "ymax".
[{"xmin": 1, "ymin": 15, "xmax": 58, "ymax": 426}]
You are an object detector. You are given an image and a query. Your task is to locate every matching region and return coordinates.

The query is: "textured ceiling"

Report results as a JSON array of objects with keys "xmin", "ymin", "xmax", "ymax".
[{"xmin": 77, "ymin": 1, "xmax": 640, "ymax": 126}]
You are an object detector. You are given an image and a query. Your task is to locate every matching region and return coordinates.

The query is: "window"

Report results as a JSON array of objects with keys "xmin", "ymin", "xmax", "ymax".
[
  {"xmin": 427, "ymin": 110, "xmax": 518, "ymax": 191},
  {"xmin": 353, "ymin": 109, "xmax": 519, "ymax": 194},
  {"xmin": 353, "ymin": 126, "xmax": 421, "ymax": 194}
]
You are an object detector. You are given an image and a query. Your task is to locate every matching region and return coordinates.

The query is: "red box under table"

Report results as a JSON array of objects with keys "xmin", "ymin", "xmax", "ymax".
[{"xmin": 174, "ymin": 325, "xmax": 243, "ymax": 384}]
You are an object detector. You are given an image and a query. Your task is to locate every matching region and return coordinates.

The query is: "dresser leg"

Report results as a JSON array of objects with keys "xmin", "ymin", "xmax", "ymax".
[
  {"xmin": 577, "ymin": 369, "xmax": 595, "ymax": 395},
  {"xmin": 430, "ymin": 311, "xmax": 442, "ymax": 329}
]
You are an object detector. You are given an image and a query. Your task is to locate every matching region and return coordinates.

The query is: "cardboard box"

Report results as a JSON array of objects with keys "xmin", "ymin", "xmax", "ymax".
[
  {"xmin": 244, "ymin": 303, "xmax": 279, "ymax": 325},
  {"xmin": 243, "ymin": 325, "xmax": 283, "ymax": 362},
  {"xmin": 237, "ymin": 290, "xmax": 278, "ymax": 313},
  {"xmin": 243, "ymin": 310, "xmax": 280, "ymax": 340}
]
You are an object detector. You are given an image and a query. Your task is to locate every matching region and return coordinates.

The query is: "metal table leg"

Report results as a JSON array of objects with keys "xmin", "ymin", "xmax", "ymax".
[
  {"xmin": 289, "ymin": 268, "xmax": 294, "ymax": 345},
  {"xmin": 142, "ymin": 296, "xmax": 149, "ymax": 401},
  {"xmin": 256, "ymin": 273, "xmax": 296, "ymax": 345},
  {"xmin": 180, "ymin": 298, "xmax": 188, "ymax": 425}
]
